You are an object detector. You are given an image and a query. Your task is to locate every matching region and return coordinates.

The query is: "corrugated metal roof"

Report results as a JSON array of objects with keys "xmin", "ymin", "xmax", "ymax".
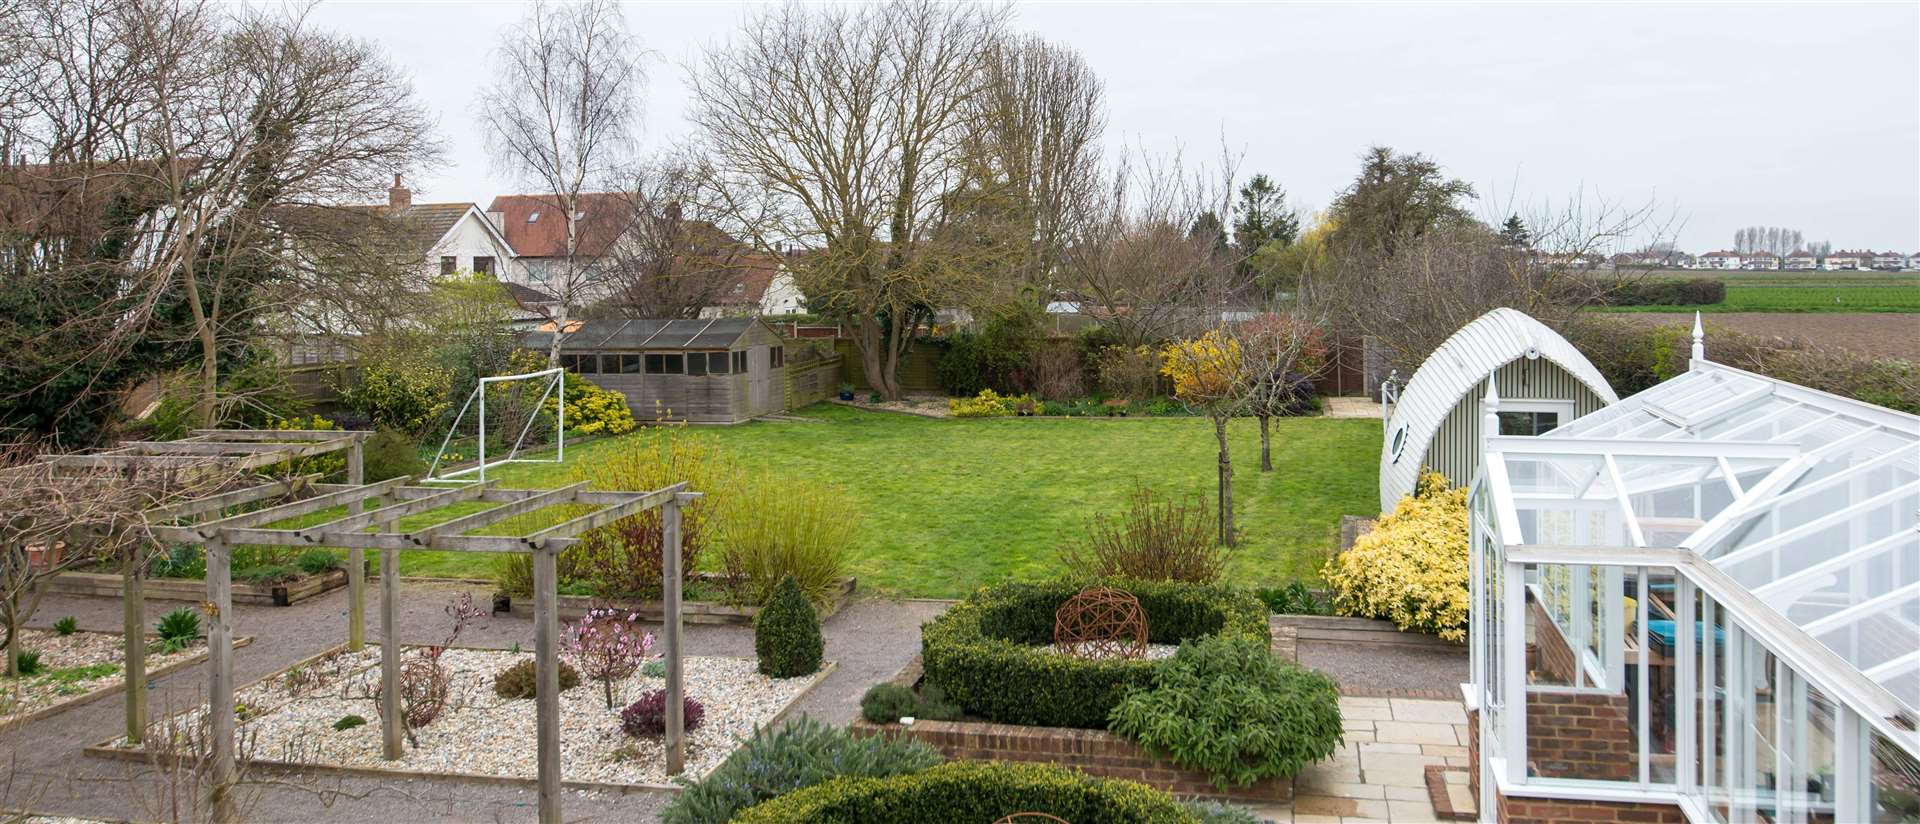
[
  {"xmin": 521, "ymin": 317, "xmax": 759, "ymax": 351},
  {"xmin": 1379, "ymin": 308, "xmax": 1618, "ymax": 509}
]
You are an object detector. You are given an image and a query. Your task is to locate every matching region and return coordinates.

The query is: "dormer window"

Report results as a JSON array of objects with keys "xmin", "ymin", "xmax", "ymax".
[
  {"xmin": 573, "ymin": 210, "xmax": 585, "ymax": 220},
  {"xmin": 528, "ymin": 212, "xmax": 541, "ymax": 223}
]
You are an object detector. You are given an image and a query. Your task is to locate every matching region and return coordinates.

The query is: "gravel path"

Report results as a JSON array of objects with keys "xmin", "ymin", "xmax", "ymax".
[
  {"xmin": 1295, "ymin": 640, "xmax": 1467, "ymax": 698},
  {"xmin": 0, "ymin": 581, "xmax": 942, "ymax": 823}
]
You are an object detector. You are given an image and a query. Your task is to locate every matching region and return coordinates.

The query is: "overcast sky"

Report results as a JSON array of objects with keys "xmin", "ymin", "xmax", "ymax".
[{"xmin": 306, "ymin": 1, "xmax": 1920, "ymax": 254}]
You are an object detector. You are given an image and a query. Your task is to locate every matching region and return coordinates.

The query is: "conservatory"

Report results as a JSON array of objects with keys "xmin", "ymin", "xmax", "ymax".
[{"xmin": 1468, "ymin": 323, "xmax": 1919, "ymax": 824}]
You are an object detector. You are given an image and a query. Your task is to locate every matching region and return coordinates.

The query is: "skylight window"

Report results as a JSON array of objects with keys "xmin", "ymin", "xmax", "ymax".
[{"xmin": 528, "ymin": 212, "xmax": 541, "ymax": 223}]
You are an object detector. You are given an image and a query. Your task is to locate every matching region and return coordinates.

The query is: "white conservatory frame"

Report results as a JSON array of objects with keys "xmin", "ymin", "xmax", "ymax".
[{"xmin": 1469, "ymin": 318, "xmax": 1920, "ymax": 823}]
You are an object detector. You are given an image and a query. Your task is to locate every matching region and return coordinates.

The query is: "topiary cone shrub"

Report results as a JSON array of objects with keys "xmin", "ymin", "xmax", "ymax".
[{"xmin": 755, "ymin": 575, "xmax": 823, "ymax": 677}]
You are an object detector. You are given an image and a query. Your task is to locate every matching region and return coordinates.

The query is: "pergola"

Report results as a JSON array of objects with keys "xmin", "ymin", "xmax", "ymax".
[
  {"xmin": 1469, "ymin": 324, "xmax": 1919, "ymax": 822},
  {"xmin": 144, "ymin": 463, "xmax": 699, "ymax": 824}
]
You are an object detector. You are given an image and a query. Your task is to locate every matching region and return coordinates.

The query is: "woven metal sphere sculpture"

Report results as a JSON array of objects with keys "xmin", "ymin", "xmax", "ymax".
[
  {"xmin": 1053, "ymin": 587, "xmax": 1147, "ymax": 660},
  {"xmin": 993, "ymin": 814, "xmax": 1070, "ymax": 824}
]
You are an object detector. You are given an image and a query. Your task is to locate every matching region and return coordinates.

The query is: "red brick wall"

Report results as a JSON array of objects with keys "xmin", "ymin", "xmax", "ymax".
[
  {"xmin": 1528, "ymin": 597, "xmax": 1580, "ymax": 685},
  {"xmin": 849, "ymin": 718, "xmax": 1293, "ymax": 802},
  {"xmin": 1495, "ymin": 795, "xmax": 1686, "ymax": 824},
  {"xmin": 1526, "ymin": 691, "xmax": 1635, "ymax": 782}
]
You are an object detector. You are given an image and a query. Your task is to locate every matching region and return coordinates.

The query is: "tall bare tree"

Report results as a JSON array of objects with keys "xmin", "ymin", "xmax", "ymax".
[
  {"xmin": 0, "ymin": 0, "xmax": 440, "ymax": 431},
  {"xmin": 478, "ymin": 0, "xmax": 643, "ymax": 364},
  {"xmin": 689, "ymin": 0, "xmax": 1008, "ymax": 400}
]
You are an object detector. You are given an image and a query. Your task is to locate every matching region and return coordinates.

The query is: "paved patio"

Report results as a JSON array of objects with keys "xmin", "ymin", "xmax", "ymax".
[{"xmin": 1246, "ymin": 696, "xmax": 1474, "ymax": 824}]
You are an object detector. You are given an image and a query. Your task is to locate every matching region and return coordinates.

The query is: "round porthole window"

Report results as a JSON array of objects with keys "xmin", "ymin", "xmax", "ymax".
[{"xmin": 1389, "ymin": 426, "xmax": 1409, "ymax": 464}]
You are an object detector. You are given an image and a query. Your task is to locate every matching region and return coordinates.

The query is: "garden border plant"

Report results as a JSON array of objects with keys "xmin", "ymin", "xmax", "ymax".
[
  {"xmin": 731, "ymin": 760, "xmax": 1199, "ymax": 824},
  {"xmin": 919, "ymin": 578, "xmax": 1267, "ymax": 729}
]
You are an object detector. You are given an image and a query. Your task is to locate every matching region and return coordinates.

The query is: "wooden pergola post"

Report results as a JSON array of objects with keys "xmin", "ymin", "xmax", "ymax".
[
  {"xmin": 663, "ymin": 494, "xmax": 687, "ymax": 775},
  {"xmin": 123, "ymin": 547, "xmax": 145, "ymax": 745},
  {"xmin": 380, "ymin": 542, "xmax": 401, "ymax": 760},
  {"xmin": 532, "ymin": 542, "xmax": 561, "ymax": 824},
  {"xmin": 346, "ymin": 437, "xmax": 365, "ymax": 650},
  {"xmin": 206, "ymin": 535, "xmax": 237, "ymax": 824}
]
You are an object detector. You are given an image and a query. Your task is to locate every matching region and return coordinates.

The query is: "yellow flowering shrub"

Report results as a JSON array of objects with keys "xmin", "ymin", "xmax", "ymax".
[
  {"xmin": 949, "ymin": 388, "xmax": 1032, "ymax": 418},
  {"xmin": 1322, "ymin": 471, "xmax": 1469, "ymax": 642},
  {"xmin": 1159, "ymin": 331, "xmax": 1241, "ymax": 403},
  {"xmin": 544, "ymin": 374, "xmax": 636, "ymax": 435}
]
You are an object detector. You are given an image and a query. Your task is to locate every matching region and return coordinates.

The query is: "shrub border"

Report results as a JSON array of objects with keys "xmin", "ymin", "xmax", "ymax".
[
  {"xmin": 731, "ymin": 759, "xmax": 1199, "ymax": 824},
  {"xmin": 919, "ymin": 579, "xmax": 1267, "ymax": 729}
]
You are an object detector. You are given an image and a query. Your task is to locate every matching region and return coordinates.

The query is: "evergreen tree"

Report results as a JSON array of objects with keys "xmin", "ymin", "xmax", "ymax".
[
  {"xmin": 1189, "ymin": 210, "xmax": 1231, "ymax": 259},
  {"xmin": 1498, "ymin": 215, "xmax": 1531, "ymax": 250},
  {"xmin": 1232, "ymin": 174, "xmax": 1301, "ymax": 255},
  {"xmin": 1327, "ymin": 146, "xmax": 1476, "ymax": 259}
]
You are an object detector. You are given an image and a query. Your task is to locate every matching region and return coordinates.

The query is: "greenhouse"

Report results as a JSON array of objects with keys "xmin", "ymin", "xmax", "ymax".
[{"xmin": 1468, "ymin": 323, "xmax": 1920, "ymax": 823}]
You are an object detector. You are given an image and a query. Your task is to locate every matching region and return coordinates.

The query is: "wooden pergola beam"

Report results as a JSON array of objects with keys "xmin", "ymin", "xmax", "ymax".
[
  {"xmin": 189, "ymin": 428, "xmax": 371, "ymax": 442},
  {"xmin": 143, "ymin": 474, "xmax": 320, "ymax": 523},
  {"xmin": 401, "ymin": 482, "xmax": 588, "ymax": 546},
  {"xmin": 293, "ymin": 481, "xmax": 496, "ymax": 543},
  {"xmin": 182, "ymin": 477, "xmax": 409, "ymax": 539}
]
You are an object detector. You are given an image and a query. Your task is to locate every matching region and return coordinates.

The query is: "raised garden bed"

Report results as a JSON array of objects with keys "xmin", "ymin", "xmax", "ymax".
[
  {"xmin": 88, "ymin": 642, "xmax": 834, "ymax": 792},
  {"xmin": 850, "ymin": 656, "xmax": 1294, "ymax": 803},
  {"xmin": 505, "ymin": 575, "xmax": 857, "ymax": 626},
  {"xmin": 0, "ymin": 629, "xmax": 252, "ymax": 734},
  {"xmin": 47, "ymin": 568, "xmax": 351, "ymax": 607}
]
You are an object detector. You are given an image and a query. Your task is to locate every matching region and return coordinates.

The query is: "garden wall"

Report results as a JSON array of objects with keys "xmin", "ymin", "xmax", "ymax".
[
  {"xmin": 48, "ymin": 568, "xmax": 349, "ymax": 607},
  {"xmin": 849, "ymin": 656, "xmax": 1292, "ymax": 803},
  {"xmin": 1467, "ymin": 708, "xmax": 1685, "ymax": 824}
]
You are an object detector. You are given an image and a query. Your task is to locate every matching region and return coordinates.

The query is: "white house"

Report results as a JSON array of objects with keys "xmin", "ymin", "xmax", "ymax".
[
  {"xmin": 759, "ymin": 266, "xmax": 807, "ymax": 315},
  {"xmin": 1697, "ymin": 250, "xmax": 1742, "ymax": 270},
  {"xmin": 1784, "ymin": 250, "xmax": 1819, "ymax": 270},
  {"xmin": 1908, "ymin": 252, "xmax": 1920, "ymax": 270},
  {"xmin": 697, "ymin": 257, "xmax": 809, "ymax": 318},
  {"xmin": 1739, "ymin": 251, "xmax": 1780, "ymax": 270},
  {"xmin": 1872, "ymin": 250, "xmax": 1906, "ymax": 271},
  {"xmin": 369, "ymin": 176, "xmax": 519, "ymax": 281},
  {"xmin": 1824, "ymin": 250, "xmax": 1869, "ymax": 270}
]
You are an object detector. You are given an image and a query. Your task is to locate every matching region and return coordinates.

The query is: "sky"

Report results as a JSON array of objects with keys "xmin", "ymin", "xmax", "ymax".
[{"xmin": 306, "ymin": 1, "xmax": 1920, "ymax": 255}]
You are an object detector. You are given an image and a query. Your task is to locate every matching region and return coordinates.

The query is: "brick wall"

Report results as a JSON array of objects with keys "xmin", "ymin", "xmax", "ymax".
[
  {"xmin": 849, "ymin": 718, "xmax": 1293, "ymax": 803},
  {"xmin": 1495, "ymin": 795, "xmax": 1686, "ymax": 824},
  {"xmin": 1526, "ymin": 691, "xmax": 1635, "ymax": 781},
  {"xmin": 1528, "ymin": 597, "xmax": 1580, "ymax": 685}
]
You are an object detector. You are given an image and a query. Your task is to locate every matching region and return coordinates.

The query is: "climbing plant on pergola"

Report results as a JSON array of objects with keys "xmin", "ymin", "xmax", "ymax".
[{"xmin": 144, "ymin": 462, "xmax": 700, "ymax": 824}]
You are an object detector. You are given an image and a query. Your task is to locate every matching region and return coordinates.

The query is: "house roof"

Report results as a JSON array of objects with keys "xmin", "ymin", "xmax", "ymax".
[
  {"xmin": 1743, "ymin": 251, "xmax": 1779, "ymax": 259},
  {"xmin": 271, "ymin": 201, "xmax": 507, "ymax": 260},
  {"xmin": 1380, "ymin": 308, "xmax": 1618, "ymax": 509},
  {"xmin": 1488, "ymin": 359, "xmax": 1920, "ymax": 746},
  {"xmin": 485, "ymin": 193, "xmax": 632, "ymax": 259},
  {"xmin": 521, "ymin": 317, "xmax": 773, "ymax": 351},
  {"xmin": 1701, "ymin": 250, "xmax": 1740, "ymax": 257},
  {"xmin": 705, "ymin": 256, "xmax": 784, "ymax": 306},
  {"xmin": 1786, "ymin": 251, "xmax": 1817, "ymax": 258},
  {"xmin": 501, "ymin": 282, "xmax": 558, "ymax": 306}
]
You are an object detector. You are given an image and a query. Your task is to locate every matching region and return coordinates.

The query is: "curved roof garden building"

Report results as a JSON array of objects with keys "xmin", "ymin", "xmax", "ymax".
[
  {"xmin": 1468, "ymin": 317, "xmax": 1920, "ymax": 823},
  {"xmin": 1380, "ymin": 308, "xmax": 1617, "ymax": 512}
]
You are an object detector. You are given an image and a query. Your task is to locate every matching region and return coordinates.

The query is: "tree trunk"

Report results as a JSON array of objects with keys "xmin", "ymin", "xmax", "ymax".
[
  {"xmin": 1258, "ymin": 414, "xmax": 1273, "ymax": 472},
  {"xmin": 854, "ymin": 317, "xmax": 901, "ymax": 401},
  {"xmin": 5, "ymin": 605, "xmax": 18, "ymax": 678},
  {"xmin": 1213, "ymin": 415, "xmax": 1235, "ymax": 546},
  {"xmin": 546, "ymin": 297, "xmax": 569, "ymax": 367}
]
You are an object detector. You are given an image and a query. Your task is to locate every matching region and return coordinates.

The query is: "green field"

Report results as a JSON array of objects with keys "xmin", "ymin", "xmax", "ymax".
[
  {"xmin": 1595, "ymin": 280, "xmax": 1920, "ymax": 314},
  {"xmin": 385, "ymin": 405, "xmax": 1382, "ymax": 598}
]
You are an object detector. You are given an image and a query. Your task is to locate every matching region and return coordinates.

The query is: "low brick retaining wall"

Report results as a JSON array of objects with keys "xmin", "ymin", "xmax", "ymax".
[
  {"xmin": 849, "ymin": 655, "xmax": 1291, "ymax": 803},
  {"xmin": 506, "ymin": 576, "xmax": 856, "ymax": 626},
  {"xmin": 50, "ymin": 568, "xmax": 350, "ymax": 607}
]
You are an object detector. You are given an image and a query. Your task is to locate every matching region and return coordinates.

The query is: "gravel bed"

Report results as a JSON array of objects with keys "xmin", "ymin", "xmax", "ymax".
[
  {"xmin": 114, "ymin": 645, "xmax": 823, "ymax": 786},
  {"xmin": 1041, "ymin": 642, "xmax": 1178, "ymax": 661},
  {"xmin": 0, "ymin": 629, "xmax": 202, "ymax": 726}
]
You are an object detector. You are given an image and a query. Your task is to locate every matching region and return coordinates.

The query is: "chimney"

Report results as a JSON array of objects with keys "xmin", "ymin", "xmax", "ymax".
[{"xmin": 388, "ymin": 173, "xmax": 411, "ymax": 209}]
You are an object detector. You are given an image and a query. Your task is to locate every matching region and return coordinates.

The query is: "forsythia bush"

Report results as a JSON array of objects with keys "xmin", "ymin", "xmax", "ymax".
[
  {"xmin": 340, "ymin": 356, "xmax": 453, "ymax": 435},
  {"xmin": 548, "ymin": 374, "xmax": 636, "ymax": 435},
  {"xmin": 948, "ymin": 388, "xmax": 1032, "ymax": 418},
  {"xmin": 1322, "ymin": 471, "xmax": 1469, "ymax": 642},
  {"xmin": 1160, "ymin": 330, "xmax": 1241, "ymax": 402}
]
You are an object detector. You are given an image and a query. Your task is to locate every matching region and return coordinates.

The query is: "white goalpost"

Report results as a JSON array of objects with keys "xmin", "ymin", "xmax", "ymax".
[{"xmin": 426, "ymin": 367, "xmax": 566, "ymax": 483}]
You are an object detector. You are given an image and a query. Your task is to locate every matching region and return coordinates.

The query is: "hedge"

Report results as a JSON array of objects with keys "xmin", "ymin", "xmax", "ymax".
[
  {"xmin": 1600, "ymin": 279, "xmax": 1726, "ymax": 306},
  {"xmin": 732, "ymin": 760, "xmax": 1199, "ymax": 824},
  {"xmin": 920, "ymin": 579, "xmax": 1268, "ymax": 728}
]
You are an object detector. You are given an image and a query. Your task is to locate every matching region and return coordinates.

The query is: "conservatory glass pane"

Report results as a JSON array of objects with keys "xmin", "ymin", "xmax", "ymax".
[
  {"xmin": 1869, "ymin": 732, "xmax": 1920, "ymax": 823},
  {"xmin": 1526, "ymin": 562, "xmax": 1642, "ymax": 785}
]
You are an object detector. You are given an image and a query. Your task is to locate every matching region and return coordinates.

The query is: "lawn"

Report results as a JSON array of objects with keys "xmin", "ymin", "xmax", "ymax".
[
  {"xmin": 394, "ymin": 404, "xmax": 1381, "ymax": 598},
  {"xmin": 1594, "ymin": 284, "xmax": 1920, "ymax": 314}
]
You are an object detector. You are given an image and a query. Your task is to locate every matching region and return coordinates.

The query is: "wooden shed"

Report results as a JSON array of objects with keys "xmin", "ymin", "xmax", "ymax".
[{"xmin": 526, "ymin": 318, "xmax": 789, "ymax": 424}]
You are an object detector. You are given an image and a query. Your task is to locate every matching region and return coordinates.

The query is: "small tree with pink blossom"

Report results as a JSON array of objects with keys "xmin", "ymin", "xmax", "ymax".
[{"xmin": 563, "ymin": 606, "xmax": 655, "ymax": 710}]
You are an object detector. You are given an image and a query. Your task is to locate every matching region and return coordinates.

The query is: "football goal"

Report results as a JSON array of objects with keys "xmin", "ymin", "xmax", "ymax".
[{"xmin": 425, "ymin": 366, "xmax": 566, "ymax": 483}]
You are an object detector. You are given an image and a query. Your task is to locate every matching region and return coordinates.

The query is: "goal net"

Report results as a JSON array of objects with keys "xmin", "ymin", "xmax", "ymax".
[{"xmin": 425, "ymin": 367, "xmax": 566, "ymax": 483}]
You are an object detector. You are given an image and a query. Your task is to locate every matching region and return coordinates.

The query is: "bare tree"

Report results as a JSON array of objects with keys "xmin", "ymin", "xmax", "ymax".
[
  {"xmin": 959, "ymin": 33, "xmax": 1107, "ymax": 305},
  {"xmin": 1059, "ymin": 147, "xmax": 1240, "ymax": 346},
  {"xmin": 593, "ymin": 154, "xmax": 758, "ymax": 319},
  {"xmin": 689, "ymin": 0, "xmax": 1009, "ymax": 400},
  {"xmin": 0, "ymin": 0, "xmax": 441, "ymax": 429},
  {"xmin": 1237, "ymin": 312, "xmax": 1329, "ymax": 473},
  {"xmin": 478, "ymin": 0, "xmax": 643, "ymax": 365}
]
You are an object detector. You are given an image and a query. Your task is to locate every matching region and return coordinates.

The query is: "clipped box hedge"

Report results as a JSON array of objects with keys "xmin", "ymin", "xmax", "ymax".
[
  {"xmin": 920, "ymin": 579, "xmax": 1269, "ymax": 729},
  {"xmin": 732, "ymin": 760, "xmax": 1199, "ymax": 824}
]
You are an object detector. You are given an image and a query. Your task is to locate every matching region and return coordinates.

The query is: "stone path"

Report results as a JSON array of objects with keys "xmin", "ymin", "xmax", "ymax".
[
  {"xmin": 1247, "ymin": 697, "xmax": 1472, "ymax": 823},
  {"xmin": 1321, "ymin": 396, "xmax": 1382, "ymax": 420}
]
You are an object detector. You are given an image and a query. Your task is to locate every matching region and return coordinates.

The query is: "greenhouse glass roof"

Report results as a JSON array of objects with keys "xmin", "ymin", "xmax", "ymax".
[{"xmin": 1485, "ymin": 359, "xmax": 1920, "ymax": 720}]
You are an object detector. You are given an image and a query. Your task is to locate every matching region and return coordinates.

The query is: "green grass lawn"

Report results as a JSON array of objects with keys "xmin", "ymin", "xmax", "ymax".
[
  {"xmin": 403, "ymin": 405, "xmax": 1380, "ymax": 598},
  {"xmin": 1593, "ymin": 278, "xmax": 1920, "ymax": 314}
]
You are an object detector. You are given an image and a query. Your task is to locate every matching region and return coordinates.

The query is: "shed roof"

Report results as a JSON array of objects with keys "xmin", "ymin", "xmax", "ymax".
[
  {"xmin": 1380, "ymin": 308, "xmax": 1617, "ymax": 508},
  {"xmin": 522, "ymin": 317, "xmax": 764, "ymax": 351}
]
